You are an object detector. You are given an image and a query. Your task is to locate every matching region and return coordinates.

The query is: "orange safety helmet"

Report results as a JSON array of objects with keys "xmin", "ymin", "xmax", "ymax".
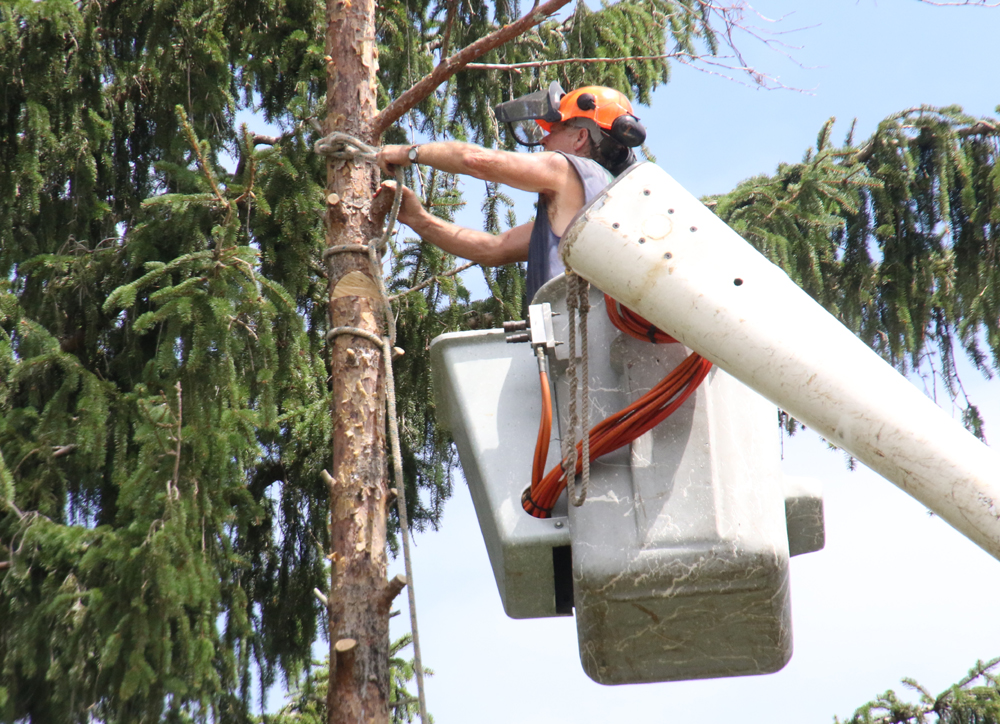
[
  {"xmin": 494, "ymin": 81, "xmax": 646, "ymax": 174},
  {"xmin": 536, "ymin": 85, "xmax": 645, "ymax": 148}
]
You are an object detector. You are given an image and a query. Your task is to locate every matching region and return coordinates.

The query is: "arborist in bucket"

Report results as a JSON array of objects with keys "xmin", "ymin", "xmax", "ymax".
[{"xmin": 376, "ymin": 82, "xmax": 646, "ymax": 299}]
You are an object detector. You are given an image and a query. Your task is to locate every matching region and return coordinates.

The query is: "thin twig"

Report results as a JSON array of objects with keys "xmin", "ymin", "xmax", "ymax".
[
  {"xmin": 227, "ymin": 315, "xmax": 259, "ymax": 341},
  {"xmin": 388, "ymin": 260, "xmax": 477, "ymax": 301},
  {"xmin": 465, "ymin": 52, "xmax": 682, "ymax": 71}
]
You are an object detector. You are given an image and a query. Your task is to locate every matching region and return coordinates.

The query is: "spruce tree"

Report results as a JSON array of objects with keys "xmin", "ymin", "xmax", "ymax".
[
  {"xmin": 712, "ymin": 108, "xmax": 1000, "ymax": 437},
  {"xmin": 841, "ymin": 657, "xmax": 1000, "ymax": 724},
  {"xmin": 1, "ymin": 1, "xmax": 998, "ymax": 723}
]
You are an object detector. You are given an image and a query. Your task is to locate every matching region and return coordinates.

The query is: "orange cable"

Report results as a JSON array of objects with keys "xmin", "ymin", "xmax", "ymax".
[
  {"xmin": 532, "ymin": 365, "xmax": 552, "ymax": 486},
  {"xmin": 524, "ymin": 297, "xmax": 712, "ymax": 518}
]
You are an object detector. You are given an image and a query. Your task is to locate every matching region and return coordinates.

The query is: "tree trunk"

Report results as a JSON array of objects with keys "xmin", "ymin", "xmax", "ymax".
[{"xmin": 324, "ymin": 0, "xmax": 397, "ymax": 720}]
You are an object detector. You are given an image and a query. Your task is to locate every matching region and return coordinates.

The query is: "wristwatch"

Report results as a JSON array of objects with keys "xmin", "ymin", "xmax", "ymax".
[{"xmin": 407, "ymin": 145, "xmax": 420, "ymax": 164}]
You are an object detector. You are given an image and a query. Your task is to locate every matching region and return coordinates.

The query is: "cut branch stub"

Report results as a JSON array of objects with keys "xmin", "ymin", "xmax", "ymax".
[
  {"xmin": 335, "ymin": 638, "xmax": 358, "ymax": 654},
  {"xmin": 383, "ymin": 573, "xmax": 407, "ymax": 606}
]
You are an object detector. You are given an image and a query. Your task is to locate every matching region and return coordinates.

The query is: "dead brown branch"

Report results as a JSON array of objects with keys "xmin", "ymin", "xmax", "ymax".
[
  {"xmin": 371, "ymin": 0, "xmax": 574, "ymax": 138},
  {"xmin": 251, "ymin": 133, "xmax": 282, "ymax": 146},
  {"xmin": 51, "ymin": 444, "xmax": 78, "ymax": 459},
  {"xmin": 438, "ymin": 0, "xmax": 460, "ymax": 60}
]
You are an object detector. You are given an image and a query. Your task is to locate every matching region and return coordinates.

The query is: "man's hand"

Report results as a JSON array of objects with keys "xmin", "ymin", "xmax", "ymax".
[
  {"xmin": 376, "ymin": 180, "xmax": 425, "ymax": 229},
  {"xmin": 376, "ymin": 145, "xmax": 412, "ymax": 176}
]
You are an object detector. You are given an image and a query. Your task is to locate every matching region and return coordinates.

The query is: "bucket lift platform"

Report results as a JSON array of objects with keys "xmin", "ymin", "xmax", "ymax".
[{"xmin": 430, "ymin": 276, "xmax": 824, "ymax": 685}]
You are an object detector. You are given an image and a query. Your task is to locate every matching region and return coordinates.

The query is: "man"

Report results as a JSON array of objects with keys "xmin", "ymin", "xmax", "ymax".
[{"xmin": 376, "ymin": 83, "xmax": 645, "ymax": 299}]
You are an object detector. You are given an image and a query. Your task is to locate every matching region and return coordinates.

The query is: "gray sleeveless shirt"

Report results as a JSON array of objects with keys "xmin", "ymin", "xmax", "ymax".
[{"xmin": 526, "ymin": 153, "xmax": 614, "ymax": 300}]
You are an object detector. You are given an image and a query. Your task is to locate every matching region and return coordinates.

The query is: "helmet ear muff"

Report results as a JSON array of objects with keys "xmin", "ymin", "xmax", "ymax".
[{"xmin": 609, "ymin": 114, "xmax": 646, "ymax": 148}]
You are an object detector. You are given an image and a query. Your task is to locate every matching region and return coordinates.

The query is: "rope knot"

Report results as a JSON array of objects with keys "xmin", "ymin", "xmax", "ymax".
[{"xmin": 313, "ymin": 131, "xmax": 378, "ymax": 162}]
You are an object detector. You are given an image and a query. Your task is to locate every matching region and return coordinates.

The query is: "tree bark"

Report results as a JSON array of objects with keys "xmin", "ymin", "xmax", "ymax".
[{"xmin": 324, "ymin": 0, "xmax": 394, "ymax": 720}]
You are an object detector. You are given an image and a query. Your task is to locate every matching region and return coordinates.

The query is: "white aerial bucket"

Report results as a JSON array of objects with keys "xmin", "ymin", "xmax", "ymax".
[{"xmin": 431, "ymin": 277, "xmax": 824, "ymax": 684}]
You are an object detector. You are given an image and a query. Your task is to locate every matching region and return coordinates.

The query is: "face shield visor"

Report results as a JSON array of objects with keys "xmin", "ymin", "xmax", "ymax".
[{"xmin": 494, "ymin": 81, "xmax": 566, "ymax": 147}]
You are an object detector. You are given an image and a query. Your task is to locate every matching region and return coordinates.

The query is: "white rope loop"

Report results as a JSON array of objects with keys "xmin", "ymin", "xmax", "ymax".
[{"xmin": 313, "ymin": 131, "xmax": 379, "ymax": 163}]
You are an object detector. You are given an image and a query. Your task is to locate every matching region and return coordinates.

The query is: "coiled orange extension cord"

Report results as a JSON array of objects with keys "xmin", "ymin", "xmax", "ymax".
[{"xmin": 522, "ymin": 295, "xmax": 712, "ymax": 518}]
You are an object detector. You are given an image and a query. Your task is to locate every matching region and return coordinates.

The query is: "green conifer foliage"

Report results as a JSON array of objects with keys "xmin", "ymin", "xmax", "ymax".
[
  {"xmin": 0, "ymin": 0, "xmax": 711, "ymax": 717},
  {"xmin": 712, "ymin": 108, "xmax": 1000, "ymax": 437},
  {"xmin": 2, "ymin": 0, "xmax": 998, "ymax": 720},
  {"xmin": 840, "ymin": 657, "xmax": 1000, "ymax": 724}
]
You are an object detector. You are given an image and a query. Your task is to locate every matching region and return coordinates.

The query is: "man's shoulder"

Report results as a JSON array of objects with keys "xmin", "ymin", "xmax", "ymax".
[
  {"xmin": 560, "ymin": 154, "xmax": 615, "ymax": 183},
  {"xmin": 559, "ymin": 153, "xmax": 614, "ymax": 186}
]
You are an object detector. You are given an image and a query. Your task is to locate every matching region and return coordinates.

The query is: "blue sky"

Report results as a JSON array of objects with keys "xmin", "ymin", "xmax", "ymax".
[{"xmin": 387, "ymin": 2, "xmax": 1000, "ymax": 722}]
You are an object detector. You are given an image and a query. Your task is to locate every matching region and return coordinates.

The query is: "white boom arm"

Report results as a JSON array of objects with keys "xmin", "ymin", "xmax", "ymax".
[{"xmin": 561, "ymin": 163, "xmax": 1000, "ymax": 561}]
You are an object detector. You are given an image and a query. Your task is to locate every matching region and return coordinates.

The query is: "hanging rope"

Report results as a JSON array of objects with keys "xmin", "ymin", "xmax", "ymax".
[
  {"xmin": 561, "ymin": 273, "xmax": 579, "ymax": 498},
  {"xmin": 315, "ymin": 131, "xmax": 427, "ymax": 723},
  {"xmin": 563, "ymin": 271, "xmax": 591, "ymax": 507}
]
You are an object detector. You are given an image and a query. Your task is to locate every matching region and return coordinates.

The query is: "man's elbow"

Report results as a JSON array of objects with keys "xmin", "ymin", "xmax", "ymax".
[
  {"xmin": 470, "ymin": 246, "xmax": 508, "ymax": 267},
  {"xmin": 479, "ymin": 232, "xmax": 527, "ymax": 267}
]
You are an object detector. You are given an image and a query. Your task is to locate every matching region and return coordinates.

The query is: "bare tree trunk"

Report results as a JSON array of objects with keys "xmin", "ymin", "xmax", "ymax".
[{"xmin": 324, "ymin": 0, "xmax": 399, "ymax": 720}]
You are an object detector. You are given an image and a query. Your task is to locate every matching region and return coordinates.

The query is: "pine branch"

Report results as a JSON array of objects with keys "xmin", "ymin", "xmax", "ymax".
[
  {"xmin": 371, "ymin": 0, "xmax": 574, "ymax": 138},
  {"xmin": 957, "ymin": 120, "xmax": 999, "ymax": 137},
  {"xmin": 853, "ymin": 117, "xmax": 999, "ymax": 163},
  {"xmin": 955, "ymin": 656, "xmax": 1000, "ymax": 688},
  {"xmin": 845, "ymin": 658, "xmax": 1000, "ymax": 724},
  {"xmin": 177, "ymin": 107, "xmax": 226, "ymax": 207}
]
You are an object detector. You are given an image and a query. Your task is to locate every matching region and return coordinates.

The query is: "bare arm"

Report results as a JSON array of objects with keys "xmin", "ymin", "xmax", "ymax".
[
  {"xmin": 383, "ymin": 181, "xmax": 531, "ymax": 266},
  {"xmin": 377, "ymin": 141, "xmax": 573, "ymax": 197}
]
